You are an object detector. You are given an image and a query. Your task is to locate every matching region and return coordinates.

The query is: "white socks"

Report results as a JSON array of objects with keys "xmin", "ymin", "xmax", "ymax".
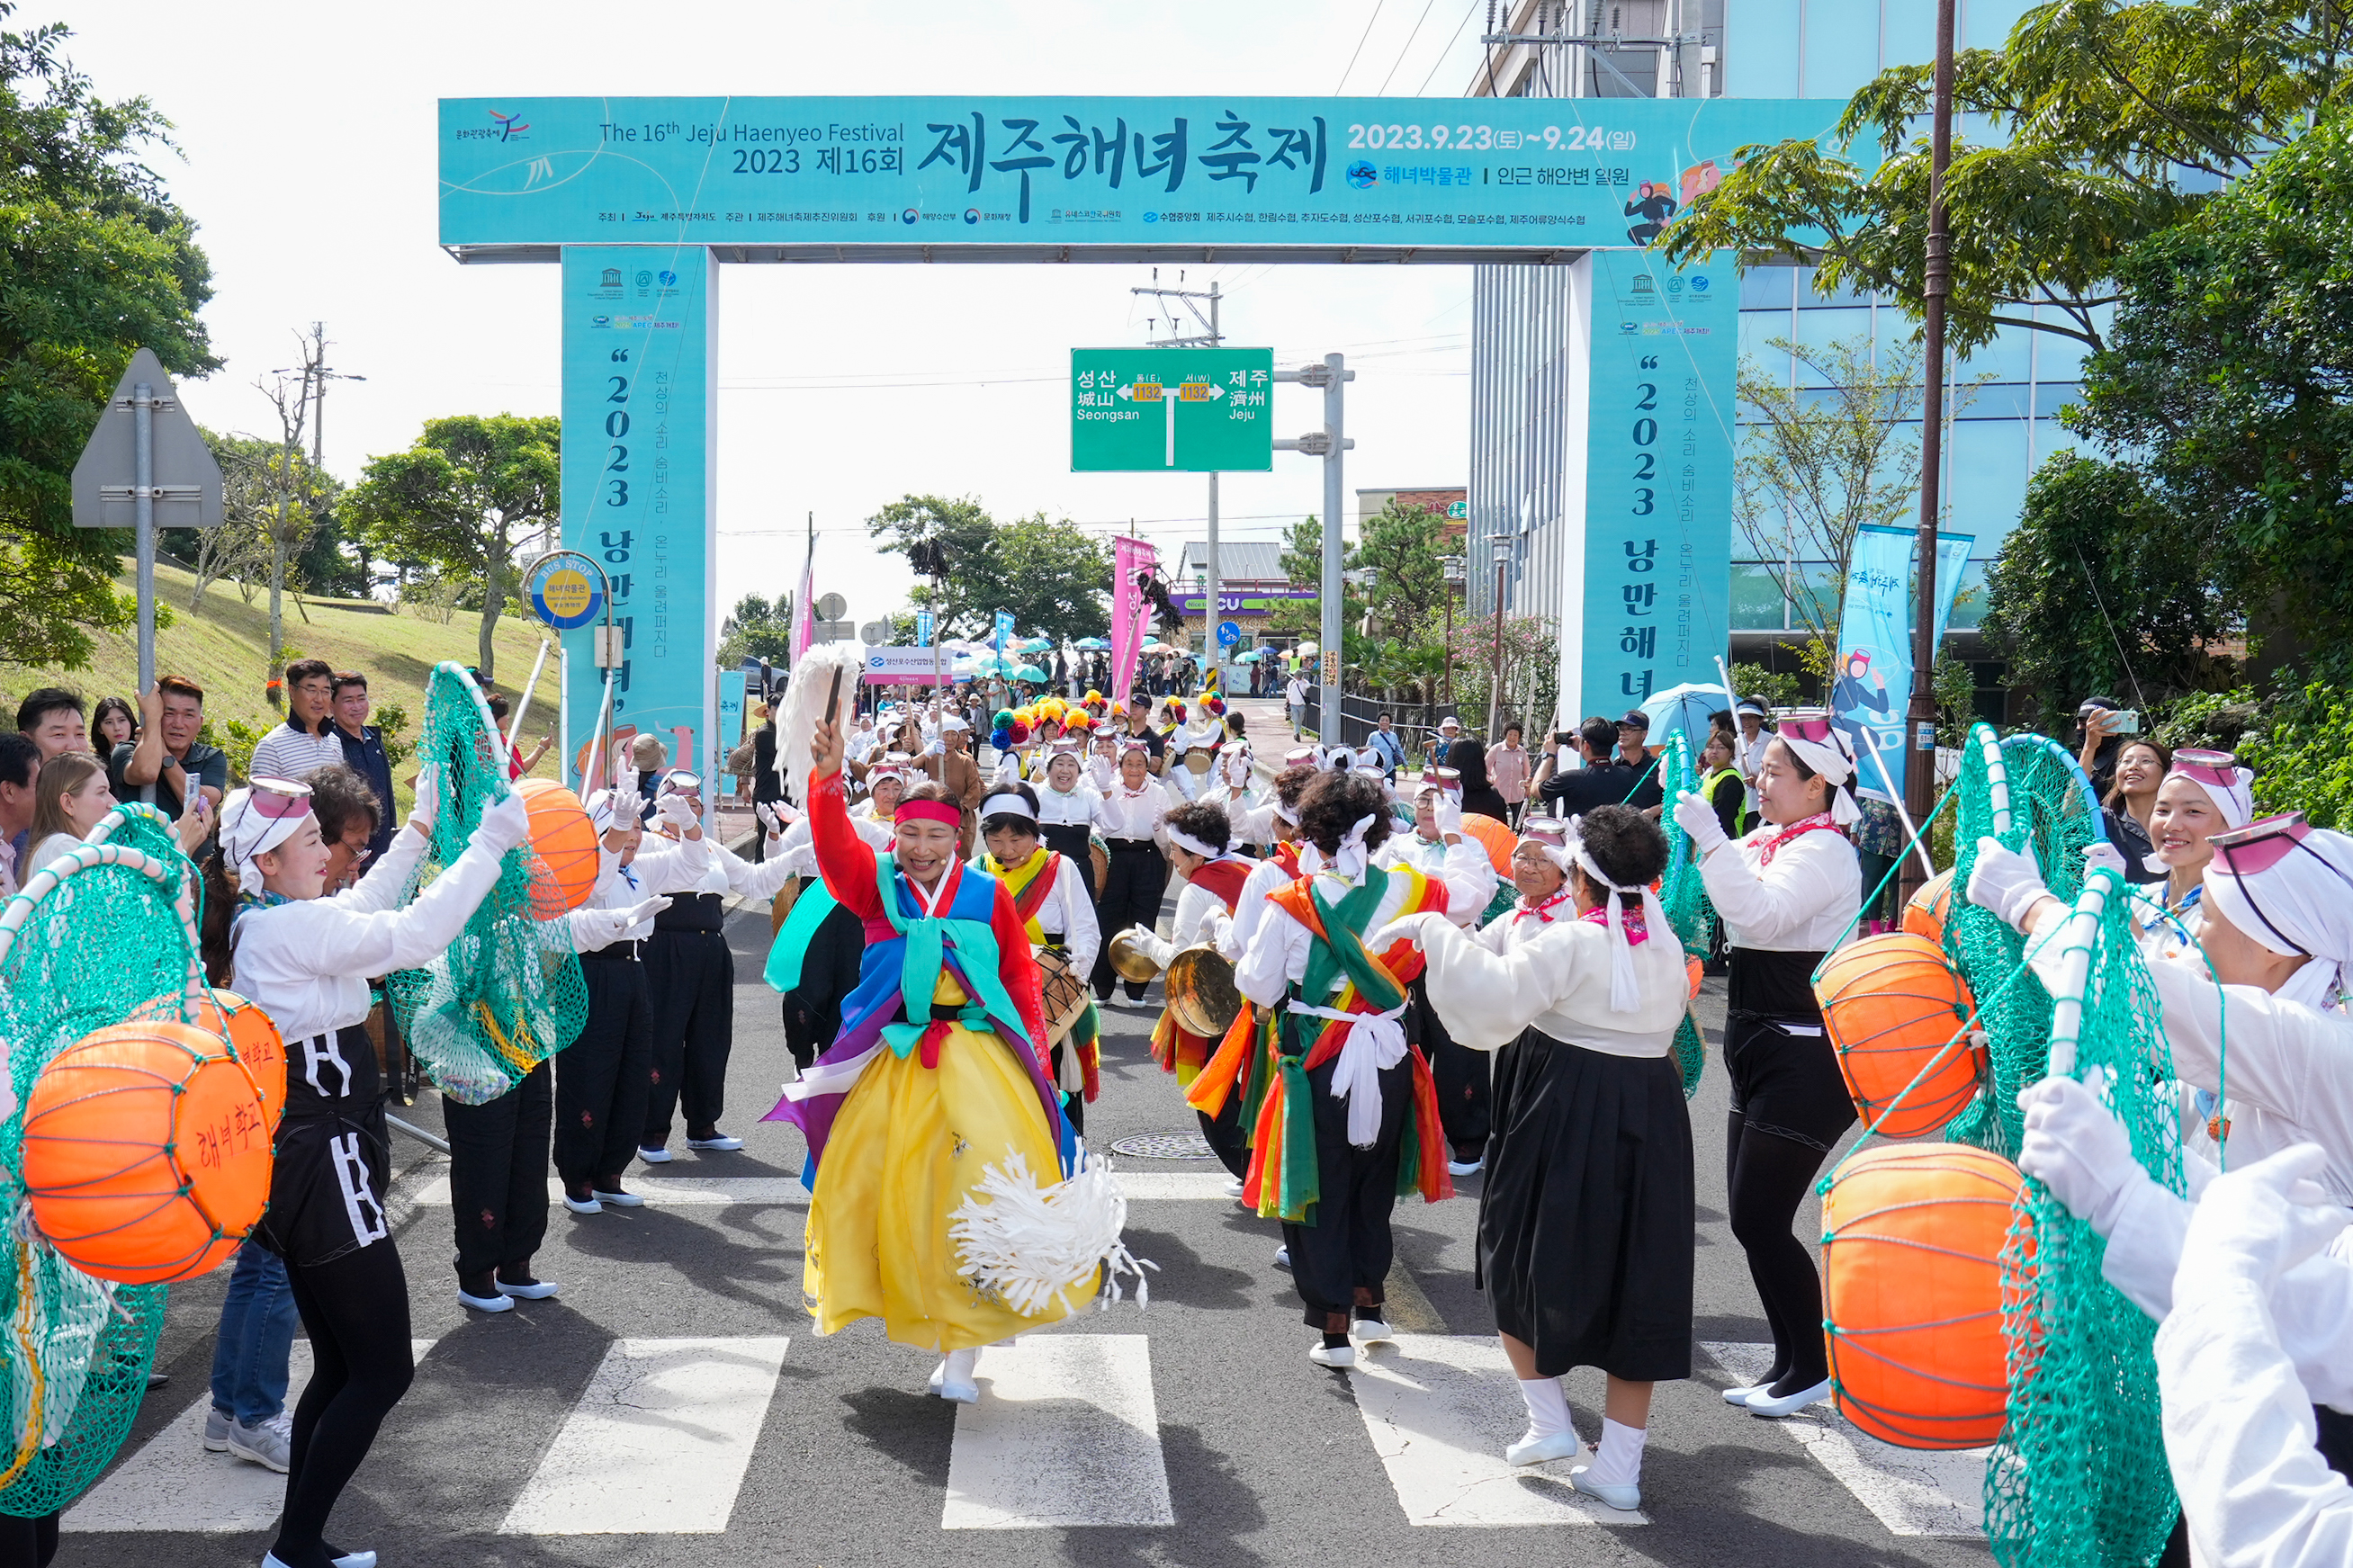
[
  {"xmin": 1585, "ymin": 1417, "xmax": 1648, "ymax": 1487},
  {"xmin": 1516, "ymin": 1377, "xmax": 1576, "ymax": 1442}
]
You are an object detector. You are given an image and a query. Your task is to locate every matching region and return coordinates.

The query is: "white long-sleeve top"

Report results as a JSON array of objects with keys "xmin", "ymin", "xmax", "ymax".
[
  {"xmin": 2157, "ymin": 1272, "xmax": 2353, "ymax": 1568},
  {"xmin": 1220, "ymin": 852, "xmax": 1298, "ymax": 962},
  {"xmin": 1097, "ymin": 778, "xmax": 1173, "ymax": 843},
  {"xmin": 564, "ymin": 833, "xmax": 714, "ymax": 952},
  {"xmin": 1131, "ymin": 856, "xmax": 1252, "ymax": 967},
  {"xmin": 1195, "ymin": 782, "xmax": 1263, "ymax": 840},
  {"xmin": 2024, "ymin": 901, "xmax": 2353, "ymax": 1204},
  {"xmin": 1235, "ymin": 847, "xmax": 1493, "ymax": 1008},
  {"xmin": 970, "ymin": 849, "xmax": 1100, "ymax": 974},
  {"xmin": 1415, "ymin": 908, "xmax": 1688, "ymax": 1056},
  {"xmin": 1036, "ymin": 782, "xmax": 1101, "ymax": 829},
  {"xmin": 230, "ymin": 820, "xmax": 506, "ymax": 1042},
  {"xmin": 1696, "ymin": 822, "xmax": 1860, "ymax": 953},
  {"xmin": 1375, "ymin": 832, "xmax": 1497, "ymax": 929}
]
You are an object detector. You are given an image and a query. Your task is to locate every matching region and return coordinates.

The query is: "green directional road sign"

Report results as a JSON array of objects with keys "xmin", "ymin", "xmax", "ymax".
[{"xmin": 1071, "ymin": 347, "xmax": 1274, "ymax": 473}]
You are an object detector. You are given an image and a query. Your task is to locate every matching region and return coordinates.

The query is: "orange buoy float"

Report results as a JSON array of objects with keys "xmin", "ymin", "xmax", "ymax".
[
  {"xmin": 1901, "ymin": 868, "xmax": 1954, "ymax": 943},
  {"xmin": 516, "ymin": 779, "xmax": 600, "ymax": 917},
  {"xmin": 1820, "ymin": 1142, "xmax": 2022, "ymax": 1449},
  {"xmin": 1816, "ymin": 932, "xmax": 1980, "ymax": 1139},
  {"xmin": 130, "ymin": 990, "xmax": 288, "ymax": 1128},
  {"xmin": 22, "ymin": 1021, "xmax": 273, "ymax": 1284},
  {"xmin": 1459, "ymin": 813, "xmax": 1517, "ymax": 877}
]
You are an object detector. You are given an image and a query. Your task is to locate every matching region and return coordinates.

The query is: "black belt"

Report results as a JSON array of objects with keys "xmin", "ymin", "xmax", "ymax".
[
  {"xmin": 582, "ymin": 939, "xmax": 644, "ymax": 963},
  {"xmin": 1107, "ymin": 838, "xmax": 1158, "ymax": 852}
]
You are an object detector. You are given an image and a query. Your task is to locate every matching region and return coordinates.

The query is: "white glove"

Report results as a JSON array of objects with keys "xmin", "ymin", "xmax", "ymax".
[
  {"xmin": 1201, "ymin": 909, "xmax": 1235, "ymax": 954},
  {"xmin": 2017, "ymin": 1071, "xmax": 2148, "ymax": 1233},
  {"xmin": 617, "ymin": 766, "xmax": 641, "ymax": 798},
  {"xmin": 409, "ymin": 764, "xmax": 441, "ymax": 834},
  {"xmin": 2175, "ymin": 1144, "xmax": 2350, "ymax": 1301},
  {"xmin": 656, "ymin": 790, "xmax": 699, "ymax": 830},
  {"xmin": 477, "ymin": 790, "xmax": 534, "ymax": 853},
  {"xmin": 1672, "ymin": 788, "xmax": 1728, "ymax": 855},
  {"xmin": 1366, "ymin": 912, "xmax": 1434, "ymax": 953},
  {"xmin": 1434, "ymin": 793, "xmax": 1464, "ymax": 838},
  {"xmin": 570, "ymin": 895, "xmax": 672, "ymax": 948},
  {"xmin": 2082, "ymin": 839, "xmax": 2127, "ymax": 879},
  {"xmin": 1965, "ymin": 838, "xmax": 2051, "ymax": 931}
]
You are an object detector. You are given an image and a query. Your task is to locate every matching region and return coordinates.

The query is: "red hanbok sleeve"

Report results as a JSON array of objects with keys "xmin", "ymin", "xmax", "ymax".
[{"xmin": 810, "ymin": 768, "xmax": 885, "ymax": 920}]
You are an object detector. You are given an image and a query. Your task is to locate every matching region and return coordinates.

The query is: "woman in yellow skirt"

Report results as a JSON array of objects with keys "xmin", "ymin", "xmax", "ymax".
[{"xmin": 767, "ymin": 715, "xmax": 1107, "ymax": 1402}]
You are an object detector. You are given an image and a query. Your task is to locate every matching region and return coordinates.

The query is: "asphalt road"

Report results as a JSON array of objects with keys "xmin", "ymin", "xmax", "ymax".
[{"xmin": 63, "ymin": 894, "xmax": 1997, "ymax": 1568}]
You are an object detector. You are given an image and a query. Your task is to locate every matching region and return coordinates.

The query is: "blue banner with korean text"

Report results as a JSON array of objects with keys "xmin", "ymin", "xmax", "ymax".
[
  {"xmin": 442, "ymin": 96, "xmax": 1846, "ymax": 252},
  {"xmin": 559, "ymin": 246, "xmax": 715, "ymax": 793},
  {"xmin": 1576, "ymin": 248, "xmax": 1738, "ymax": 721},
  {"xmin": 1831, "ymin": 524, "xmax": 1976, "ymax": 802}
]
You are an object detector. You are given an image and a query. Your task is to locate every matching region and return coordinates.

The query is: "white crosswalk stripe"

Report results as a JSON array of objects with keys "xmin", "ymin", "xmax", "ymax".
[
  {"xmin": 1345, "ymin": 1334, "xmax": 1647, "ymax": 1527},
  {"xmin": 408, "ymin": 1169, "xmax": 1234, "ymax": 1207},
  {"xmin": 942, "ymin": 1334, "xmax": 1175, "ymax": 1528},
  {"xmin": 499, "ymin": 1336, "xmax": 791, "ymax": 1535},
  {"xmin": 1702, "ymin": 1342, "xmax": 1988, "ymax": 1538},
  {"xmin": 64, "ymin": 1340, "xmax": 438, "ymax": 1534}
]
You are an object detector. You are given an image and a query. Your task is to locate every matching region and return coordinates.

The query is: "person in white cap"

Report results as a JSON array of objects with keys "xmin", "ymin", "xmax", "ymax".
[
  {"xmin": 1670, "ymin": 708, "xmax": 1860, "ymax": 1420},
  {"xmin": 202, "ymin": 775, "xmax": 534, "ymax": 1568},
  {"xmin": 1972, "ymin": 810, "xmax": 2353, "ymax": 1563},
  {"xmin": 1374, "ymin": 806, "xmax": 1693, "ymax": 1511}
]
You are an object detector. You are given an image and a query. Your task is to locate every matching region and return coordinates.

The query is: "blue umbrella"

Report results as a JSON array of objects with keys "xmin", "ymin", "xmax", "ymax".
[
  {"xmin": 1013, "ymin": 662, "xmax": 1048, "ymax": 684},
  {"xmin": 1073, "ymin": 636, "xmax": 1111, "ymax": 650},
  {"xmin": 1639, "ymin": 682, "xmax": 1729, "ymax": 750}
]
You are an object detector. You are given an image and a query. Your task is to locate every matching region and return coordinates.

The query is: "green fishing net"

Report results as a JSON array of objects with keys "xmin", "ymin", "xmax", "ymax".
[
  {"xmin": 1943, "ymin": 726, "xmax": 2099, "ymax": 1156},
  {"xmin": 0, "ymin": 806, "xmax": 189, "ymax": 1515},
  {"xmin": 386, "ymin": 662, "xmax": 588, "ymax": 1106},
  {"xmin": 1986, "ymin": 869, "xmax": 2181, "ymax": 1567},
  {"xmin": 1656, "ymin": 730, "xmax": 1711, "ymax": 1099}
]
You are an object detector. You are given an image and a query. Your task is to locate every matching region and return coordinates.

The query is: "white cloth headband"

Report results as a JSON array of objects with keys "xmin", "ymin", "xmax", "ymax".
[
  {"xmin": 978, "ymin": 793, "xmax": 1036, "ymax": 821},
  {"xmin": 1570, "ymin": 842, "xmax": 1667, "ymax": 1014},
  {"xmin": 2205, "ymin": 826, "xmax": 2353, "ymax": 1010},
  {"xmin": 1166, "ymin": 825, "xmax": 1220, "ymax": 861},
  {"xmin": 1774, "ymin": 730, "xmax": 1861, "ymax": 827},
  {"xmin": 219, "ymin": 780, "xmax": 314, "ymax": 896},
  {"xmin": 1298, "ymin": 811, "xmax": 1379, "ymax": 880}
]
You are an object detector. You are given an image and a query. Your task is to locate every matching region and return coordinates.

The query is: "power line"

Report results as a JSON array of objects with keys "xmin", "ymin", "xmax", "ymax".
[
  {"xmin": 1417, "ymin": 1, "xmax": 1486, "ymax": 94},
  {"xmin": 1334, "ymin": 0, "xmax": 1391, "ymax": 93},
  {"xmin": 1377, "ymin": 0, "xmax": 1445, "ymax": 94}
]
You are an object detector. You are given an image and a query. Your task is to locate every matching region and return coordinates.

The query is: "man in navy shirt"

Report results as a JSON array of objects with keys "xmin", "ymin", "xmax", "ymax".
[{"xmin": 330, "ymin": 672, "xmax": 396, "ymax": 863}]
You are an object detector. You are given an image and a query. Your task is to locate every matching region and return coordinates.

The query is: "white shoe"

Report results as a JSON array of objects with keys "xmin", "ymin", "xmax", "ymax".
[
  {"xmin": 561, "ymin": 1190, "xmax": 603, "ymax": 1215},
  {"xmin": 1504, "ymin": 1429, "xmax": 1583, "ymax": 1466},
  {"xmin": 456, "ymin": 1286, "xmax": 514, "ymax": 1313},
  {"xmin": 1272, "ymin": 1247, "xmax": 1290, "ymax": 1270},
  {"xmin": 1222, "ymin": 1177, "xmax": 1244, "ymax": 1197},
  {"xmin": 333, "ymin": 1551, "xmax": 380, "ymax": 1568},
  {"xmin": 1307, "ymin": 1341, "xmax": 1356, "ymax": 1369},
  {"xmin": 637, "ymin": 1144, "xmax": 673, "ymax": 1164},
  {"xmin": 1744, "ymin": 1376, "xmax": 1833, "ymax": 1419},
  {"xmin": 687, "ymin": 1133, "xmax": 744, "ymax": 1151},
  {"xmin": 592, "ymin": 1187, "xmax": 645, "ymax": 1208},
  {"xmin": 935, "ymin": 1347, "xmax": 981, "ymax": 1403},
  {"xmin": 497, "ymin": 1277, "xmax": 561, "ymax": 1300},
  {"xmin": 1571, "ymin": 1465, "xmax": 1642, "ymax": 1511},
  {"xmin": 1721, "ymin": 1382, "xmax": 1771, "ymax": 1406},
  {"xmin": 1351, "ymin": 1317, "xmax": 1395, "ymax": 1344},
  {"xmin": 1446, "ymin": 1157, "xmax": 1485, "ymax": 1177}
]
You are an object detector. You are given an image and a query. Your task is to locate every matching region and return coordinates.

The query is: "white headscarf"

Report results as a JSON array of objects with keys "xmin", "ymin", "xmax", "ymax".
[
  {"xmin": 1775, "ymin": 714, "xmax": 1862, "ymax": 828},
  {"xmin": 1298, "ymin": 811, "xmax": 1379, "ymax": 880},
  {"xmin": 2205, "ymin": 815, "xmax": 2353, "ymax": 1011},
  {"xmin": 2171, "ymin": 748, "xmax": 2257, "ymax": 832},
  {"xmin": 218, "ymin": 779, "xmax": 315, "ymax": 896},
  {"xmin": 1565, "ymin": 823, "xmax": 1670, "ymax": 1014}
]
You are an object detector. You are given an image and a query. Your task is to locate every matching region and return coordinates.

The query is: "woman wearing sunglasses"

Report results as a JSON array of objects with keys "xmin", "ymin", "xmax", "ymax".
[
  {"xmin": 1669, "ymin": 708, "xmax": 1862, "ymax": 1420},
  {"xmin": 1976, "ymin": 811, "xmax": 2353, "ymax": 1564},
  {"xmin": 203, "ymin": 775, "xmax": 533, "ymax": 1568}
]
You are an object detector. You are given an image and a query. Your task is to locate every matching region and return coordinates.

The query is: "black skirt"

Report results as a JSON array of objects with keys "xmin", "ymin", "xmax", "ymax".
[
  {"xmin": 256, "ymin": 1024, "xmax": 393, "ymax": 1268},
  {"xmin": 1479, "ymin": 1030, "xmax": 1693, "ymax": 1382}
]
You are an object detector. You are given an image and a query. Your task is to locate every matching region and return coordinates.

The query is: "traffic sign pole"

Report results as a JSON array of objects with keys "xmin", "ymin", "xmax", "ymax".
[
  {"xmin": 1271, "ymin": 356, "xmax": 1356, "ymax": 748},
  {"xmin": 134, "ymin": 381, "xmax": 155, "ymax": 694}
]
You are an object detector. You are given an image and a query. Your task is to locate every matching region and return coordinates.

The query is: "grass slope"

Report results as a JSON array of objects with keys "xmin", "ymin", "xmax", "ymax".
[{"xmin": 1, "ymin": 560, "xmax": 561, "ymax": 804}]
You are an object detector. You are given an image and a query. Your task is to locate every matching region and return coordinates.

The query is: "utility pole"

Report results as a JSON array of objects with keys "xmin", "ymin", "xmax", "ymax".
[
  {"xmin": 1900, "ymin": 0, "xmax": 1958, "ymax": 910},
  {"xmin": 1276, "ymin": 355, "xmax": 1355, "ymax": 747},
  {"xmin": 1134, "ymin": 276, "xmax": 1223, "ymax": 673}
]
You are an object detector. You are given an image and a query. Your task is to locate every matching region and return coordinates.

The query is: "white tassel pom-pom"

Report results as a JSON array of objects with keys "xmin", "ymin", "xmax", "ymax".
[
  {"xmin": 777, "ymin": 642, "xmax": 863, "ymax": 805},
  {"xmin": 948, "ymin": 1149, "xmax": 1157, "ymax": 1317}
]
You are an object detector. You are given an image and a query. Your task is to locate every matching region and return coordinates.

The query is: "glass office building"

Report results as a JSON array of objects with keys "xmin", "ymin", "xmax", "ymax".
[{"xmin": 1466, "ymin": 0, "xmax": 2066, "ymax": 695}]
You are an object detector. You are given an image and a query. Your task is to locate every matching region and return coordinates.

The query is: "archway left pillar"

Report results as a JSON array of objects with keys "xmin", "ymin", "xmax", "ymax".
[{"xmin": 556, "ymin": 244, "xmax": 720, "ymax": 818}]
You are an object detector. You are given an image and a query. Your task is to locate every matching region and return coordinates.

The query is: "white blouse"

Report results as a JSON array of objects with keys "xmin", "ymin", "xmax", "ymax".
[
  {"xmin": 1036, "ymin": 783, "xmax": 1101, "ymax": 829},
  {"xmin": 230, "ymin": 821, "xmax": 503, "ymax": 1043},
  {"xmin": 1696, "ymin": 822, "xmax": 1860, "ymax": 953},
  {"xmin": 970, "ymin": 849, "xmax": 1100, "ymax": 974},
  {"xmin": 1131, "ymin": 856, "xmax": 1252, "ymax": 968},
  {"xmin": 1235, "ymin": 847, "xmax": 1495, "ymax": 1007},
  {"xmin": 563, "ymin": 833, "xmax": 718, "ymax": 952},
  {"xmin": 1097, "ymin": 779, "xmax": 1173, "ymax": 843},
  {"xmin": 1416, "ymin": 910, "xmax": 1688, "ymax": 1057},
  {"xmin": 1375, "ymin": 832, "xmax": 1497, "ymax": 927}
]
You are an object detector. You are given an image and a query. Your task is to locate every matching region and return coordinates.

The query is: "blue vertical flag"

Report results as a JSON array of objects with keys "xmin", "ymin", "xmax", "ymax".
[{"xmin": 1831, "ymin": 524, "xmax": 1976, "ymax": 801}]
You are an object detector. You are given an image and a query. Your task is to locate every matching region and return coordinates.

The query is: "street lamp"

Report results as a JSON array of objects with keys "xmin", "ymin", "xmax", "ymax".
[
  {"xmin": 1487, "ymin": 535, "xmax": 1513, "ymax": 743},
  {"xmin": 1440, "ymin": 554, "xmax": 1467, "ymax": 706}
]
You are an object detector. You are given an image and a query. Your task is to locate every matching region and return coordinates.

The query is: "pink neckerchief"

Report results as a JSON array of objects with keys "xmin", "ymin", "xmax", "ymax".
[
  {"xmin": 1513, "ymin": 885, "xmax": 1578, "ymax": 927},
  {"xmin": 1579, "ymin": 900, "xmax": 1651, "ymax": 945},
  {"xmin": 1754, "ymin": 811, "xmax": 1844, "ymax": 866}
]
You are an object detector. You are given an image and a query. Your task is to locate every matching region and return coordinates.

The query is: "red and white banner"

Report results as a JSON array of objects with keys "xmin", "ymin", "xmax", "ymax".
[{"xmin": 1110, "ymin": 536, "xmax": 1157, "ymax": 705}]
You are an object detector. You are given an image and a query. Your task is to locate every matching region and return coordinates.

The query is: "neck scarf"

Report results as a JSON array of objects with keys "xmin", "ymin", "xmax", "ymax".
[
  {"xmin": 1755, "ymin": 811, "xmax": 1843, "ymax": 866},
  {"xmin": 1513, "ymin": 883, "xmax": 1577, "ymax": 927}
]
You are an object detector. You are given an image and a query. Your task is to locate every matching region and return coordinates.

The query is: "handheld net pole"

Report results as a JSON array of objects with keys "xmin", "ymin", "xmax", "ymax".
[
  {"xmin": 1712, "ymin": 653, "xmax": 1739, "ymax": 722},
  {"xmin": 506, "ymin": 638, "xmax": 551, "ymax": 757},
  {"xmin": 1861, "ymin": 728, "xmax": 1938, "ymax": 885}
]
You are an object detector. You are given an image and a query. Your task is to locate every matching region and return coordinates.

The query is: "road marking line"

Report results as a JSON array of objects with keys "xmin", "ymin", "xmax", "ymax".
[
  {"xmin": 410, "ymin": 1175, "xmax": 813, "ymax": 1206},
  {"xmin": 499, "ymin": 1336, "xmax": 789, "ymax": 1535},
  {"xmin": 1702, "ymin": 1342, "xmax": 1987, "ymax": 1538},
  {"xmin": 942, "ymin": 1334, "xmax": 1174, "ymax": 1528},
  {"xmin": 1346, "ymin": 1334, "xmax": 1645, "ymax": 1527},
  {"xmin": 1110, "ymin": 1170, "xmax": 1235, "ymax": 1201},
  {"xmin": 65, "ymin": 1340, "xmax": 437, "ymax": 1533}
]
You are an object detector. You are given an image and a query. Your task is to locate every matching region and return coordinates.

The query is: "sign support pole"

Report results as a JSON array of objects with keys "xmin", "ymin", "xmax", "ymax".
[
  {"xmin": 1320, "ymin": 354, "xmax": 1345, "ymax": 747},
  {"xmin": 133, "ymin": 381, "xmax": 156, "ymax": 694}
]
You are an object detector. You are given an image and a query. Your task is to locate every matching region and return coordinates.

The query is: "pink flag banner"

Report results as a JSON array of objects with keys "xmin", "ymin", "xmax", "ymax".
[
  {"xmin": 1110, "ymin": 536, "xmax": 1157, "ymax": 704},
  {"xmin": 790, "ymin": 542, "xmax": 816, "ymax": 662}
]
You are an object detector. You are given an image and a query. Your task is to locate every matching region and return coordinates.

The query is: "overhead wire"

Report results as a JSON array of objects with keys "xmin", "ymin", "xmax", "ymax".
[
  {"xmin": 1333, "ymin": 0, "xmax": 1391, "ymax": 94},
  {"xmin": 1415, "ymin": 2, "xmax": 1486, "ymax": 94},
  {"xmin": 1376, "ymin": 0, "xmax": 1444, "ymax": 94}
]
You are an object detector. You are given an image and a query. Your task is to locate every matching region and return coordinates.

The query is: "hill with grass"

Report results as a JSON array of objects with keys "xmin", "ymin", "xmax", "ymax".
[{"xmin": 2, "ymin": 560, "xmax": 561, "ymax": 811}]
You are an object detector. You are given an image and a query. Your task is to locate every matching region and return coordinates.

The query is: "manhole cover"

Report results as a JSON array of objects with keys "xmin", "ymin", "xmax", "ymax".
[{"xmin": 1108, "ymin": 1132, "xmax": 1217, "ymax": 1160}]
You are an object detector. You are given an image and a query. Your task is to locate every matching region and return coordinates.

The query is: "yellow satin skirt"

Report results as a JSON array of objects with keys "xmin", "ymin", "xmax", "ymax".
[{"xmin": 804, "ymin": 1005, "xmax": 1083, "ymax": 1352}]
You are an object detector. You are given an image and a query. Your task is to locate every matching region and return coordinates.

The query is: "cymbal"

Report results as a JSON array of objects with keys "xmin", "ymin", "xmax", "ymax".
[
  {"xmin": 1107, "ymin": 927, "xmax": 1163, "ymax": 984},
  {"xmin": 1166, "ymin": 945, "xmax": 1244, "ymax": 1038}
]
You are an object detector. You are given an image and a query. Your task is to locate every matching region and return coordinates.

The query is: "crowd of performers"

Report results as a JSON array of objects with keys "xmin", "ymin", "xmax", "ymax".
[{"xmin": 53, "ymin": 668, "xmax": 2353, "ymax": 1568}]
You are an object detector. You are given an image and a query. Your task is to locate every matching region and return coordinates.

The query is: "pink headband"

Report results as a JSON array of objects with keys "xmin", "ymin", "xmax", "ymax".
[{"xmin": 894, "ymin": 799, "xmax": 962, "ymax": 830}]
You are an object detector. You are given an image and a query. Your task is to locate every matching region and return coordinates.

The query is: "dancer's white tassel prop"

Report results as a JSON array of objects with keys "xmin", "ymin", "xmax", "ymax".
[{"xmin": 948, "ymin": 1150, "xmax": 1157, "ymax": 1316}]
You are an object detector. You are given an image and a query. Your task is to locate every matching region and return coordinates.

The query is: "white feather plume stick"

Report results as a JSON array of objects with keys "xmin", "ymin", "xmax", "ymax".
[
  {"xmin": 777, "ymin": 643, "xmax": 863, "ymax": 806},
  {"xmin": 948, "ymin": 1149, "xmax": 1158, "ymax": 1316}
]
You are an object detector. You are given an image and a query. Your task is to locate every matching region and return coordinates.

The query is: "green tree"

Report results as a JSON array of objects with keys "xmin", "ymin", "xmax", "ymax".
[
  {"xmin": 1658, "ymin": 0, "xmax": 2352, "ymax": 354},
  {"xmin": 1355, "ymin": 501, "xmax": 1451, "ymax": 641},
  {"xmin": 0, "ymin": 5, "xmax": 215, "ymax": 667},
  {"xmin": 1981, "ymin": 455, "xmax": 2234, "ymax": 722},
  {"xmin": 990, "ymin": 512, "xmax": 1110, "ymax": 646},
  {"xmin": 344, "ymin": 414, "xmax": 560, "ymax": 682},
  {"xmin": 715, "ymin": 593, "xmax": 794, "ymax": 669},
  {"xmin": 864, "ymin": 495, "xmax": 1108, "ymax": 644}
]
